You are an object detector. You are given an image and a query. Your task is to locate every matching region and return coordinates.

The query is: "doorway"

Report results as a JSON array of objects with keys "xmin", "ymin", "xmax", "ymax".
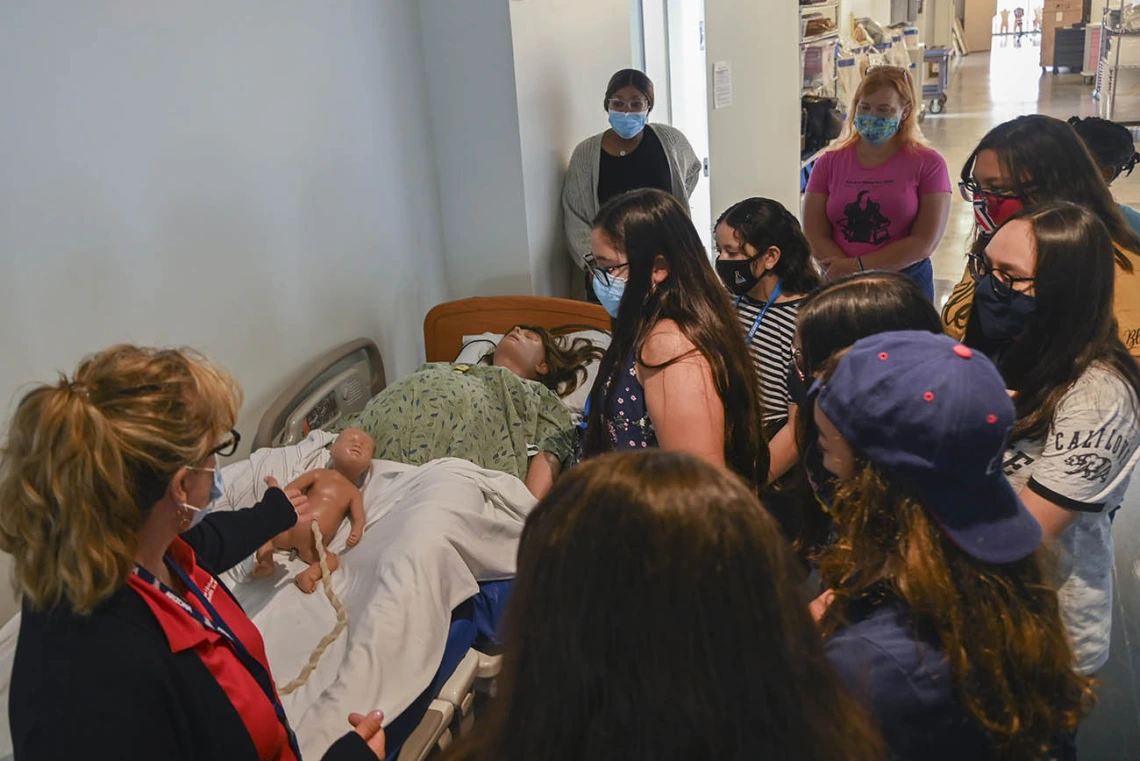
[{"xmin": 638, "ymin": 0, "xmax": 713, "ymax": 255}]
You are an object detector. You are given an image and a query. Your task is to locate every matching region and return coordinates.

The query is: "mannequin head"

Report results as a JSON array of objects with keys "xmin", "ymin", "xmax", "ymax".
[{"xmin": 330, "ymin": 428, "xmax": 374, "ymax": 483}]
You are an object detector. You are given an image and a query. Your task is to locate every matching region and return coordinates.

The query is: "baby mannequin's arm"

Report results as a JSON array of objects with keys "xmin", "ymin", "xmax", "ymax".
[
  {"xmin": 525, "ymin": 451, "xmax": 561, "ymax": 500},
  {"xmin": 347, "ymin": 491, "xmax": 366, "ymax": 547}
]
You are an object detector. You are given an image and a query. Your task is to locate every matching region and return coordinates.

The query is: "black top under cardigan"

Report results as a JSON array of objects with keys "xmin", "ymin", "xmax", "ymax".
[{"xmin": 9, "ymin": 489, "xmax": 375, "ymax": 761}]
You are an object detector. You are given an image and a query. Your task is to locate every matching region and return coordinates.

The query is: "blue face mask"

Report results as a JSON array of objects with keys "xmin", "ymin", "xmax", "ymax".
[
  {"xmin": 854, "ymin": 113, "xmax": 901, "ymax": 146},
  {"xmin": 592, "ymin": 274, "xmax": 626, "ymax": 318},
  {"xmin": 608, "ymin": 110, "xmax": 648, "ymax": 140},
  {"xmin": 181, "ymin": 466, "xmax": 224, "ymax": 531}
]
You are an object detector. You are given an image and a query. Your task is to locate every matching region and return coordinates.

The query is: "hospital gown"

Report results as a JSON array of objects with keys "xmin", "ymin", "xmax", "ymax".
[{"xmin": 333, "ymin": 363, "xmax": 575, "ymax": 482}]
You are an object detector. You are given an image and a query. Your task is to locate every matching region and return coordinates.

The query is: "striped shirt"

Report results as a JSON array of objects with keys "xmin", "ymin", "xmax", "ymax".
[{"xmin": 733, "ymin": 295, "xmax": 802, "ymax": 427}]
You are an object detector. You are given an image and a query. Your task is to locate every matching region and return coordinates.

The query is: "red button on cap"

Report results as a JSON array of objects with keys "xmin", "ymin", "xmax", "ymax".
[
  {"xmin": 923, "ymin": 391, "xmax": 935, "ymax": 402},
  {"xmin": 987, "ymin": 414, "xmax": 998, "ymax": 424},
  {"xmin": 953, "ymin": 344, "xmax": 972, "ymax": 359}
]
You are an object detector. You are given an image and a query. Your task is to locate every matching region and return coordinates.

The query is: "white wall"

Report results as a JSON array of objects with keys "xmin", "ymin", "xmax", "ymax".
[
  {"xmin": 0, "ymin": 0, "xmax": 449, "ymax": 623},
  {"xmin": 509, "ymin": 0, "xmax": 635, "ymax": 297},
  {"xmin": 703, "ymin": 0, "xmax": 801, "ymax": 217},
  {"xmin": 842, "ymin": 0, "xmax": 895, "ymax": 33},
  {"xmin": 419, "ymin": 0, "xmax": 534, "ymax": 297}
]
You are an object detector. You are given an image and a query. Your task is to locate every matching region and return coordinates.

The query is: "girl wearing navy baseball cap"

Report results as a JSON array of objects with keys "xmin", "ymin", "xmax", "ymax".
[{"xmin": 812, "ymin": 331, "xmax": 1093, "ymax": 761}]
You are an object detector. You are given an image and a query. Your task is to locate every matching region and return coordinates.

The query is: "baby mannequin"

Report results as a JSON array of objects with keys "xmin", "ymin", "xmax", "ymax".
[{"xmin": 253, "ymin": 428, "xmax": 375, "ymax": 593}]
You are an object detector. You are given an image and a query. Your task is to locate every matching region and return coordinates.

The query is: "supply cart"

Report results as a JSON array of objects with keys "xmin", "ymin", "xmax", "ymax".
[{"xmin": 923, "ymin": 47, "xmax": 952, "ymax": 114}]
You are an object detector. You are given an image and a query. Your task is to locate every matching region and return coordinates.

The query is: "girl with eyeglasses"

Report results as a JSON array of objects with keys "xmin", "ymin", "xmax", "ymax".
[
  {"xmin": 2, "ymin": 346, "xmax": 388, "ymax": 761},
  {"xmin": 802, "ymin": 66, "xmax": 952, "ymax": 300},
  {"xmin": 562, "ymin": 69, "xmax": 701, "ymax": 302},
  {"xmin": 1068, "ymin": 115, "xmax": 1140, "ymax": 237},
  {"xmin": 580, "ymin": 189, "xmax": 769, "ymax": 490},
  {"xmin": 944, "ymin": 114, "xmax": 1140, "ymax": 358},
  {"xmin": 964, "ymin": 202, "xmax": 1140, "ymax": 678}
]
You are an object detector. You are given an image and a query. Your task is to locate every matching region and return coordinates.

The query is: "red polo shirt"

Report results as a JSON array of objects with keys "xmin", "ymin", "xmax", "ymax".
[{"xmin": 128, "ymin": 538, "xmax": 298, "ymax": 761}]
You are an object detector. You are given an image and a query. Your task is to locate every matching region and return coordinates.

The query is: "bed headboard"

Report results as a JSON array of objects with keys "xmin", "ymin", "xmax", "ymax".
[
  {"xmin": 252, "ymin": 339, "xmax": 386, "ymax": 452},
  {"xmin": 423, "ymin": 296, "xmax": 611, "ymax": 362}
]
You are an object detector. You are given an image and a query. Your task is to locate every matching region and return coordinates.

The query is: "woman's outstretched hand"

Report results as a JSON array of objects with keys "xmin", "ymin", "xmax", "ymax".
[{"xmin": 348, "ymin": 711, "xmax": 386, "ymax": 758}]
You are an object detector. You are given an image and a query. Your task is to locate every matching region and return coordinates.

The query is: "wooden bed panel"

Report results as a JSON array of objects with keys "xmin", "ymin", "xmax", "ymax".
[{"xmin": 423, "ymin": 296, "xmax": 611, "ymax": 362}]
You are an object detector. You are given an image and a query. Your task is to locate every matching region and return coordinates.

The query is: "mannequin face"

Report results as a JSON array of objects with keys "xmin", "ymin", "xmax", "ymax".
[
  {"xmin": 493, "ymin": 327, "xmax": 549, "ymax": 380},
  {"xmin": 813, "ymin": 403, "xmax": 857, "ymax": 480},
  {"xmin": 330, "ymin": 428, "xmax": 375, "ymax": 482}
]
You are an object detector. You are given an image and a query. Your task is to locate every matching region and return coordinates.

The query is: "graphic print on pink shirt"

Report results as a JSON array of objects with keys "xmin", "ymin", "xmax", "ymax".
[{"xmin": 805, "ymin": 144, "xmax": 951, "ymax": 259}]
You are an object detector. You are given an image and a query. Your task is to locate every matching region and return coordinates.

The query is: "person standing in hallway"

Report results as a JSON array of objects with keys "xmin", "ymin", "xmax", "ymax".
[
  {"xmin": 944, "ymin": 114, "xmax": 1140, "ymax": 358},
  {"xmin": 803, "ymin": 66, "xmax": 952, "ymax": 301},
  {"xmin": 562, "ymin": 69, "xmax": 701, "ymax": 301},
  {"xmin": 954, "ymin": 203, "xmax": 1140, "ymax": 679},
  {"xmin": 1000, "ymin": 7, "xmax": 1010, "ymax": 34},
  {"xmin": 1069, "ymin": 116, "xmax": 1140, "ymax": 237}
]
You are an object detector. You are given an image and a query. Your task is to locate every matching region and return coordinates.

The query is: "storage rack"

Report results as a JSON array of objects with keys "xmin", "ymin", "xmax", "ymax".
[
  {"xmin": 800, "ymin": 1, "xmax": 842, "ymax": 168},
  {"xmin": 1097, "ymin": 0, "xmax": 1140, "ymax": 124}
]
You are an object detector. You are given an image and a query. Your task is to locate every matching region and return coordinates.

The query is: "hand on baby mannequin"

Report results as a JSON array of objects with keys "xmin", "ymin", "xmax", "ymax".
[{"xmin": 253, "ymin": 428, "xmax": 375, "ymax": 593}]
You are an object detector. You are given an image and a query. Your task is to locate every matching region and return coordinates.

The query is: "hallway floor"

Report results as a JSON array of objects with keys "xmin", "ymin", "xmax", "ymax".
[{"xmin": 924, "ymin": 37, "xmax": 1140, "ymax": 307}]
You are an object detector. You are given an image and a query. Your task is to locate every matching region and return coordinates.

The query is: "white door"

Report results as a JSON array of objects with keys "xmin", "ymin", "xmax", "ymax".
[{"xmin": 639, "ymin": 0, "xmax": 713, "ymax": 255}]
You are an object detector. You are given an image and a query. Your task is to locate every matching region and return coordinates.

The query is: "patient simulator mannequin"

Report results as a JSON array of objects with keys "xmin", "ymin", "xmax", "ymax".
[
  {"xmin": 336, "ymin": 326, "xmax": 603, "ymax": 500},
  {"xmin": 253, "ymin": 428, "xmax": 375, "ymax": 592}
]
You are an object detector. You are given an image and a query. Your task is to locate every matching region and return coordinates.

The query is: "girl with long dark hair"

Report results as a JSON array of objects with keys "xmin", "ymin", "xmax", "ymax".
[
  {"xmin": 771, "ymin": 271, "xmax": 942, "ymax": 552},
  {"xmin": 962, "ymin": 202, "xmax": 1140, "ymax": 676},
  {"xmin": 443, "ymin": 451, "xmax": 883, "ymax": 761},
  {"xmin": 945, "ymin": 114, "xmax": 1140, "ymax": 357},
  {"xmin": 813, "ymin": 330, "xmax": 1094, "ymax": 760},
  {"xmin": 581, "ymin": 188, "xmax": 769, "ymax": 488},
  {"xmin": 1068, "ymin": 115, "xmax": 1140, "ymax": 237}
]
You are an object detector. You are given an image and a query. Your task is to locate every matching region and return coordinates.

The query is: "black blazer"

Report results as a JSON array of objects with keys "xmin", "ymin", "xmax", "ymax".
[{"xmin": 9, "ymin": 489, "xmax": 375, "ymax": 761}]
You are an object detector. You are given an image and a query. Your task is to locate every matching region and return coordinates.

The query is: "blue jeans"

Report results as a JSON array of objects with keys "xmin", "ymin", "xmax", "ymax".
[{"xmin": 900, "ymin": 257, "xmax": 934, "ymax": 302}]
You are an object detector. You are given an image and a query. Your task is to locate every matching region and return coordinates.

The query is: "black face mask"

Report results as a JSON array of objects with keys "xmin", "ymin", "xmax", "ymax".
[
  {"xmin": 715, "ymin": 255, "xmax": 763, "ymax": 296},
  {"xmin": 973, "ymin": 273, "xmax": 1037, "ymax": 343}
]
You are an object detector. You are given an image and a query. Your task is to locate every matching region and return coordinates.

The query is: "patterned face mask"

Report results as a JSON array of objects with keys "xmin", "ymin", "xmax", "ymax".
[{"xmin": 854, "ymin": 113, "xmax": 901, "ymax": 146}]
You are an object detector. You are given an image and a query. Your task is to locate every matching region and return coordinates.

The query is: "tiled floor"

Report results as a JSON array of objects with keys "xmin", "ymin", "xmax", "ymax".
[{"xmin": 924, "ymin": 37, "xmax": 1140, "ymax": 308}]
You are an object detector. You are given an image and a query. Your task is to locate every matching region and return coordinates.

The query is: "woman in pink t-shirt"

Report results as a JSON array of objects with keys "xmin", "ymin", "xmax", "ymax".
[{"xmin": 803, "ymin": 66, "xmax": 952, "ymax": 300}]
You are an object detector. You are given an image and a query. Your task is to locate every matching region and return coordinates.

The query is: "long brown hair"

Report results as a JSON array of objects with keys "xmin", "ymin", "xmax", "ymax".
[
  {"xmin": 0, "ymin": 346, "xmax": 240, "ymax": 614},
  {"xmin": 583, "ymin": 189, "xmax": 769, "ymax": 488},
  {"xmin": 818, "ymin": 465, "xmax": 1095, "ymax": 761},
  {"xmin": 445, "ymin": 451, "xmax": 882, "ymax": 761},
  {"xmin": 481, "ymin": 325, "xmax": 604, "ymax": 398},
  {"xmin": 987, "ymin": 203, "xmax": 1140, "ymax": 441}
]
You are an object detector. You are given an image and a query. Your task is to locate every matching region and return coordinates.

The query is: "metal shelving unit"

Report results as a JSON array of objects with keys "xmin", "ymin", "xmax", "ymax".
[
  {"xmin": 800, "ymin": 2, "xmax": 842, "ymax": 167},
  {"xmin": 1097, "ymin": 0, "xmax": 1140, "ymax": 124}
]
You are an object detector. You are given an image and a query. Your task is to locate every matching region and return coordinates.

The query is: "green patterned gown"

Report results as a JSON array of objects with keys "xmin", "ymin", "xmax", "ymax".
[{"xmin": 332, "ymin": 363, "xmax": 575, "ymax": 481}]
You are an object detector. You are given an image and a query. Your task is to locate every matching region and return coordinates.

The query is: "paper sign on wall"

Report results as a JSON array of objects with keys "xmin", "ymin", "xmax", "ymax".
[{"xmin": 713, "ymin": 61, "xmax": 732, "ymax": 109}]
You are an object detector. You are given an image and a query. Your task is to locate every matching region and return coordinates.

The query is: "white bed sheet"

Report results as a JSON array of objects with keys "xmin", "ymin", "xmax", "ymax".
[{"xmin": 0, "ymin": 432, "xmax": 535, "ymax": 761}]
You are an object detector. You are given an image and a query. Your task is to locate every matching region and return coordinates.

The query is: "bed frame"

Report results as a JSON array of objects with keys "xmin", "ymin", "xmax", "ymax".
[
  {"xmin": 252, "ymin": 339, "xmax": 386, "ymax": 452},
  {"xmin": 423, "ymin": 296, "xmax": 610, "ymax": 362}
]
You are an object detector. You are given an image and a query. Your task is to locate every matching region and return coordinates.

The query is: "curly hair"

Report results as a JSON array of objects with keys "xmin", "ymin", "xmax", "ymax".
[
  {"xmin": 0, "ymin": 346, "xmax": 241, "ymax": 614},
  {"xmin": 818, "ymin": 465, "xmax": 1095, "ymax": 761},
  {"xmin": 715, "ymin": 197, "xmax": 822, "ymax": 295}
]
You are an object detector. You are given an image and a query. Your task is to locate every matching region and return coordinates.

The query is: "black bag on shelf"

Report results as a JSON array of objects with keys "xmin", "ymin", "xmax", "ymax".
[{"xmin": 801, "ymin": 95, "xmax": 844, "ymax": 155}]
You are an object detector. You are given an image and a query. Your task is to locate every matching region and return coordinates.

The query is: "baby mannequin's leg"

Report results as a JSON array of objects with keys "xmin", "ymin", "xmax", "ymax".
[
  {"xmin": 294, "ymin": 550, "xmax": 339, "ymax": 594},
  {"xmin": 252, "ymin": 541, "xmax": 276, "ymax": 578}
]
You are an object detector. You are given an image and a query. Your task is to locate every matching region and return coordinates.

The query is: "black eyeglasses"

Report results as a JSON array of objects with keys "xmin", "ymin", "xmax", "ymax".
[
  {"xmin": 212, "ymin": 429, "xmax": 241, "ymax": 458},
  {"xmin": 967, "ymin": 254, "xmax": 1035, "ymax": 300},
  {"xmin": 584, "ymin": 254, "xmax": 630, "ymax": 287},
  {"xmin": 958, "ymin": 178, "xmax": 1025, "ymax": 204}
]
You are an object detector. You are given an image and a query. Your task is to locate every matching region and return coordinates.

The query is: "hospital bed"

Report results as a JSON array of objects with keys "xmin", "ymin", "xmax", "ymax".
[
  {"xmin": 242, "ymin": 296, "xmax": 609, "ymax": 761},
  {"xmin": 0, "ymin": 297, "xmax": 609, "ymax": 761}
]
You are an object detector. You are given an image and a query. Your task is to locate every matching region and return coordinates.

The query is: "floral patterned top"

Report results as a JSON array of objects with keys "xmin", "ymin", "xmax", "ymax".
[{"xmin": 601, "ymin": 353, "xmax": 658, "ymax": 451}]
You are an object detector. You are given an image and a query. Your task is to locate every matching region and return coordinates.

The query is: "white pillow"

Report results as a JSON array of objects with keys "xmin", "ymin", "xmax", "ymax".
[{"xmin": 455, "ymin": 330, "xmax": 611, "ymax": 412}]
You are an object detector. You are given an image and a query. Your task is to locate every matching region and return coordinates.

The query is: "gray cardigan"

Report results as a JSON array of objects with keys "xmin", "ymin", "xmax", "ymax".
[{"xmin": 561, "ymin": 123, "xmax": 702, "ymax": 269}]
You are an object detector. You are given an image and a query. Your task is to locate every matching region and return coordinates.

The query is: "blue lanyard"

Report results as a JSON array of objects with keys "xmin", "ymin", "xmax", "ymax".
[
  {"xmin": 735, "ymin": 279, "xmax": 784, "ymax": 346},
  {"xmin": 135, "ymin": 558, "xmax": 304, "ymax": 761}
]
